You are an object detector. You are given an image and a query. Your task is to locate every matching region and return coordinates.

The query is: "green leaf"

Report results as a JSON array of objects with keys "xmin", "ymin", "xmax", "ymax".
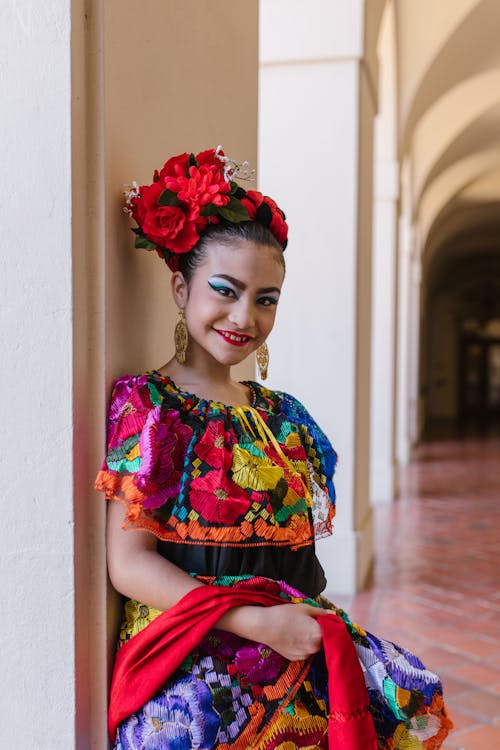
[
  {"xmin": 130, "ymin": 227, "xmax": 142, "ymax": 235},
  {"xmin": 217, "ymin": 199, "xmax": 250, "ymax": 223},
  {"xmin": 158, "ymin": 189, "xmax": 181, "ymax": 207},
  {"xmin": 200, "ymin": 205, "xmax": 220, "ymax": 217},
  {"xmin": 188, "ymin": 152, "xmax": 198, "ymax": 169},
  {"xmin": 135, "ymin": 235, "xmax": 157, "ymax": 251}
]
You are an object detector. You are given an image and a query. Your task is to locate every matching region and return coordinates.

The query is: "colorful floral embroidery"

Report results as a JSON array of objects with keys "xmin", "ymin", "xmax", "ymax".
[
  {"xmin": 117, "ymin": 674, "xmax": 220, "ymax": 750},
  {"xmin": 231, "ymin": 444, "xmax": 283, "ymax": 492},
  {"xmin": 189, "ymin": 470, "xmax": 252, "ymax": 525},
  {"xmin": 113, "ymin": 577, "xmax": 452, "ymax": 750},
  {"xmin": 95, "ymin": 372, "xmax": 337, "ymax": 546}
]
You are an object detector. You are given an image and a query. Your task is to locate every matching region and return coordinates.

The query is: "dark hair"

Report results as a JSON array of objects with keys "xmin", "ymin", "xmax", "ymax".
[{"xmin": 178, "ymin": 221, "xmax": 285, "ymax": 282}]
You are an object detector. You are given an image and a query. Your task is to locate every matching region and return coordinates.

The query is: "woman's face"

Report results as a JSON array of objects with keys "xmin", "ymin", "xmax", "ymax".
[{"xmin": 173, "ymin": 239, "xmax": 285, "ymax": 369}]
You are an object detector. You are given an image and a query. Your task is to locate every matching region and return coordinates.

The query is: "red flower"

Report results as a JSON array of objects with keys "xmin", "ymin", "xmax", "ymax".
[
  {"xmin": 136, "ymin": 407, "xmax": 193, "ymax": 509},
  {"xmin": 196, "ymin": 148, "xmax": 223, "ymax": 168},
  {"xmin": 164, "ymin": 164, "xmax": 231, "ymax": 221},
  {"xmin": 130, "ymin": 181, "xmax": 162, "ymax": 227},
  {"xmin": 193, "ymin": 420, "xmax": 233, "ymax": 469},
  {"xmin": 158, "ymin": 152, "xmax": 190, "ymax": 181},
  {"xmin": 190, "ymin": 470, "xmax": 251, "ymax": 524},
  {"xmin": 132, "ymin": 181, "xmax": 200, "ymax": 255},
  {"xmin": 126, "ymin": 147, "xmax": 288, "ymax": 262}
]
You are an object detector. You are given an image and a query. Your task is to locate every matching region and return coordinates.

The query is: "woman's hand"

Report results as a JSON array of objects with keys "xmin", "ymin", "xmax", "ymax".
[{"xmin": 218, "ymin": 602, "xmax": 328, "ymax": 661}]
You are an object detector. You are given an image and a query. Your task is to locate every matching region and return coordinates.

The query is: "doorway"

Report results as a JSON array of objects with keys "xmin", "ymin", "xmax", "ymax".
[{"xmin": 460, "ymin": 336, "xmax": 500, "ymax": 422}]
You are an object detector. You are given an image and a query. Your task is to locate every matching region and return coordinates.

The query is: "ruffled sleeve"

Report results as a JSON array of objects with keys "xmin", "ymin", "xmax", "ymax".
[
  {"xmin": 94, "ymin": 374, "xmax": 195, "ymax": 534},
  {"xmin": 277, "ymin": 391, "xmax": 337, "ymax": 539}
]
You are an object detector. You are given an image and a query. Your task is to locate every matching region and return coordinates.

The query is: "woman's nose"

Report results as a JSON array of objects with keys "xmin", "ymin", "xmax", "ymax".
[{"xmin": 228, "ymin": 298, "xmax": 255, "ymax": 329}]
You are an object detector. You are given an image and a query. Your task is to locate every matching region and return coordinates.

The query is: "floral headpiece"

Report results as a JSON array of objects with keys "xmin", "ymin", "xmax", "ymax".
[{"xmin": 124, "ymin": 146, "xmax": 288, "ymax": 271}]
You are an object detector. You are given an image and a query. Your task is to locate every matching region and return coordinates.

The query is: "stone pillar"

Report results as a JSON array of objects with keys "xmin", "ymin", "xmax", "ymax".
[{"xmin": 259, "ymin": 0, "xmax": 381, "ymax": 594}]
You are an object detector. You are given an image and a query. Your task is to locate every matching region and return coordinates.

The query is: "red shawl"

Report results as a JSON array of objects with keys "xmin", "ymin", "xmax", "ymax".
[{"xmin": 109, "ymin": 584, "xmax": 378, "ymax": 749}]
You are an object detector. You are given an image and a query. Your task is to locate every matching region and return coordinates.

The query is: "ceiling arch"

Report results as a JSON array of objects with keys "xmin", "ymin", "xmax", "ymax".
[
  {"xmin": 398, "ymin": 0, "xmax": 500, "ymax": 153},
  {"xmin": 418, "ymin": 149, "xmax": 500, "ymax": 238},
  {"xmin": 423, "ymin": 198, "xmax": 500, "ymax": 272},
  {"xmin": 410, "ymin": 69, "xmax": 500, "ymax": 206}
]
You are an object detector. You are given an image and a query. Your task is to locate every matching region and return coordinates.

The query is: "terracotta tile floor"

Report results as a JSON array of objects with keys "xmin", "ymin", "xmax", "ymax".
[{"xmin": 333, "ymin": 430, "xmax": 500, "ymax": 750}]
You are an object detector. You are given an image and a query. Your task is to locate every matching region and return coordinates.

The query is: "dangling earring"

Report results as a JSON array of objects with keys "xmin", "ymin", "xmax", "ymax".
[
  {"xmin": 256, "ymin": 341, "xmax": 269, "ymax": 380},
  {"xmin": 174, "ymin": 309, "xmax": 188, "ymax": 364}
]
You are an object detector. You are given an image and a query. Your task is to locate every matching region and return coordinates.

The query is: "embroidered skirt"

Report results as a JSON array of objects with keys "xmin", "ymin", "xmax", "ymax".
[{"xmin": 112, "ymin": 576, "xmax": 452, "ymax": 750}]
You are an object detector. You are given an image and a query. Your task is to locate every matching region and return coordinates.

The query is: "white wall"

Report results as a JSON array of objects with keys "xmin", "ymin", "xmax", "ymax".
[
  {"xmin": 259, "ymin": 0, "xmax": 381, "ymax": 594},
  {"xmin": 1, "ymin": 2, "xmax": 75, "ymax": 748}
]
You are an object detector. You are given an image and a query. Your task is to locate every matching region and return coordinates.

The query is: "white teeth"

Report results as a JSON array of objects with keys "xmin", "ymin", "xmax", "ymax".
[{"xmin": 222, "ymin": 332, "xmax": 248, "ymax": 342}]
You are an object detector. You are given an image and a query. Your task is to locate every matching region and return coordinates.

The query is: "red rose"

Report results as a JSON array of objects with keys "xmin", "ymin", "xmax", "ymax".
[
  {"xmin": 144, "ymin": 205, "xmax": 201, "ymax": 254},
  {"xmin": 132, "ymin": 180, "xmax": 201, "ymax": 254},
  {"xmin": 131, "ymin": 181, "xmax": 163, "ymax": 227},
  {"xmin": 196, "ymin": 148, "xmax": 222, "ymax": 167},
  {"xmin": 158, "ymin": 152, "xmax": 189, "ymax": 182}
]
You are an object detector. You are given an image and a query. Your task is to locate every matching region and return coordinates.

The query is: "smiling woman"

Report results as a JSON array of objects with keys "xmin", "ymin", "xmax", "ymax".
[
  {"xmin": 169, "ymin": 238, "xmax": 283, "ymax": 387},
  {"xmin": 95, "ymin": 147, "xmax": 452, "ymax": 750}
]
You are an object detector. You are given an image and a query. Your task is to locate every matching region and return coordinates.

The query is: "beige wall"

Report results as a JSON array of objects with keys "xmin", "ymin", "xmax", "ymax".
[
  {"xmin": 73, "ymin": 2, "xmax": 259, "ymax": 746},
  {"xmin": 103, "ymin": 0, "xmax": 259, "ymax": 380}
]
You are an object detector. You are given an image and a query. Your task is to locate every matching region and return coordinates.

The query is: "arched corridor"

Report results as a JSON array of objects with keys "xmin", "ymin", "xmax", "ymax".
[
  {"xmin": 5, "ymin": 1, "xmax": 500, "ymax": 746},
  {"xmin": 337, "ymin": 431, "xmax": 500, "ymax": 748}
]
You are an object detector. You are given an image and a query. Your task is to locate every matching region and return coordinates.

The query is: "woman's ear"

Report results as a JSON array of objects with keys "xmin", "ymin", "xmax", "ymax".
[{"xmin": 171, "ymin": 271, "xmax": 188, "ymax": 308}]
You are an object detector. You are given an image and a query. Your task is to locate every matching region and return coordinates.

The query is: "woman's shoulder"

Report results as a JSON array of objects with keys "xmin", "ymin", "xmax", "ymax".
[
  {"xmin": 107, "ymin": 370, "xmax": 192, "ymax": 422},
  {"xmin": 249, "ymin": 382, "xmax": 311, "ymax": 420}
]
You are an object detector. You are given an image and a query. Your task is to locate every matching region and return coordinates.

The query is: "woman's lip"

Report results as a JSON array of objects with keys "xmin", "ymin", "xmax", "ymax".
[{"xmin": 214, "ymin": 329, "xmax": 254, "ymax": 346}]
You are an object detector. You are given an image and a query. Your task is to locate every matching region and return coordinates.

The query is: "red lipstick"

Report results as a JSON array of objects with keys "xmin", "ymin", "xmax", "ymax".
[{"xmin": 215, "ymin": 329, "xmax": 253, "ymax": 347}]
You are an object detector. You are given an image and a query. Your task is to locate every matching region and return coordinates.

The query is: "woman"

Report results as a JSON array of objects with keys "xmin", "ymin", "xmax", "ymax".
[{"xmin": 96, "ymin": 147, "xmax": 452, "ymax": 750}]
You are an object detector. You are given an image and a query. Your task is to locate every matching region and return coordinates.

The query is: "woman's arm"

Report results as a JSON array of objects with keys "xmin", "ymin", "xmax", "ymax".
[
  {"xmin": 106, "ymin": 500, "xmax": 204, "ymax": 609},
  {"xmin": 107, "ymin": 500, "xmax": 325, "ymax": 661}
]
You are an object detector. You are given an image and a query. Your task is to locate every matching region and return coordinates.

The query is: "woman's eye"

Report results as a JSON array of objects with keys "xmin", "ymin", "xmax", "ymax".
[
  {"xmin": 208, "ymin": 282, "xmax": 236, "ymax": 298},
  {"xmin": 258, "ymin": 296, "xmax": 279, "ymax": 307}
]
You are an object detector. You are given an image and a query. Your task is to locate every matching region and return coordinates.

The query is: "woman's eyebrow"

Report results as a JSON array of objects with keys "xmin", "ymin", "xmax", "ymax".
[{"xmin": 210, "ymin": 274, "xmax": 281, "ymax": 295}]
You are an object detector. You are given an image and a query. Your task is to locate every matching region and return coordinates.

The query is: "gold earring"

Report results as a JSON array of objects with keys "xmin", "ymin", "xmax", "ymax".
[
  {"xmin": 256, "ymin": 341, "xmax": 269, "ymax": 380},
  {"xmin": 174, "ymin": 309, "xmax": 188, "ymax": 364}
]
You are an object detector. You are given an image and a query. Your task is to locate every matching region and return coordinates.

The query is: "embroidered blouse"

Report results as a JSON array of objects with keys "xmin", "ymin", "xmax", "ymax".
[{"xmin": 95, "ymin": 371, "xmax": 337, "ymax": 597}]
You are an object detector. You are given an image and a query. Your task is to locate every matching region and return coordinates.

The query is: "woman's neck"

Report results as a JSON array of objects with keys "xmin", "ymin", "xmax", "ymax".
[{"xmin": 157, "ymin": 357, "xmax": 251, "ymax": 407}]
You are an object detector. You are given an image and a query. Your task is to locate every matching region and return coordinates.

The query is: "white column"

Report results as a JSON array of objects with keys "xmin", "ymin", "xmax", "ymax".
[
  {"xmin": 370, "ymin": 159, "xmax": 398, "ymax": 502},
  {"xmin": 396, "ymin": 210, "xmax": 412, "ymax": 468},
  {"xmin": 259, "ymin": 0, "xmax": 377, "ymax": 594},
  {"xmin": 408, "ymin": 249, "xmax": 423, "ymax": 445},
  {"xmin": 1, "ymin": 2, "xmax": 75, "ymax": 748},
  {"xmin": 370, "ymin": 2, "xmax": 398, "ymax": 504}
]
